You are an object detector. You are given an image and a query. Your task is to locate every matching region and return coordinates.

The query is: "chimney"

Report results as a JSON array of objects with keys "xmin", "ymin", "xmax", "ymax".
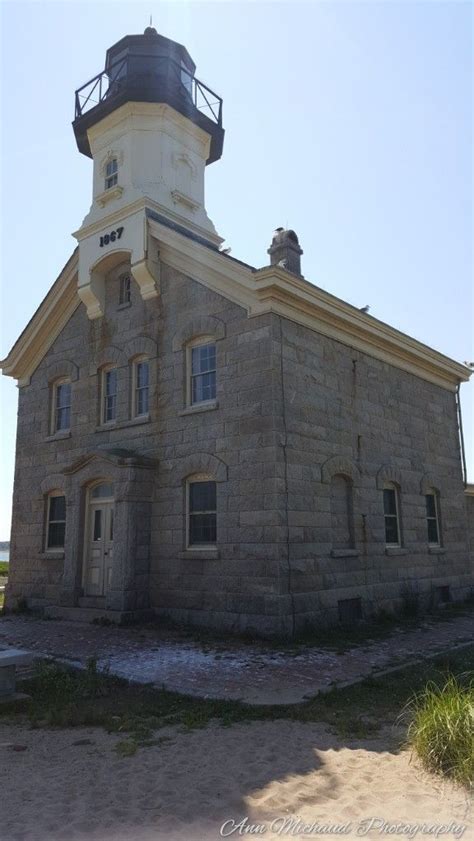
[{"xmin": 267, "ymin": 227, "xmax": 303, "ymax": 276}]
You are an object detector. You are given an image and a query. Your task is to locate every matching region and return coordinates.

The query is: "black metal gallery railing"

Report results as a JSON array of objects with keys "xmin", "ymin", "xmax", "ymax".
[{"xmin": 74, "ymin": 55, "xmax": 223, "ymax": 126}]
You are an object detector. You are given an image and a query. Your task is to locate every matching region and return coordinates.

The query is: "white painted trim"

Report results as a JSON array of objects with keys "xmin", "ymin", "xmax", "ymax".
[
  {"xmin": 382, "ymin": 482, "xmax": 402, "ymax": 548},
  {"xmin": 425, "ymin": 489, "xmax": 442, "ymax": 548},
  {"xmin": 0, "ymin": 250, "xmax": 80, "ymax": 385},
  {"xmin": 186, "ymin": 336, "xmax": 216, "ymax": 408},
  {"xmin": 186, "ymin": 473, "xmax": 217, "ymax": 550},
  {"xmin": 2, "ymin": 214, "xmax": 472, "ymax": 393},
  {"xmin": 149, "ymin": 218, "xmax": 471, "ymax": 391}
]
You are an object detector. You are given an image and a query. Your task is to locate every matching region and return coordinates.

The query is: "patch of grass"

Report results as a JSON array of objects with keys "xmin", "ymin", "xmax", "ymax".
[
  {"xmin": 405, "ymin": 675, "xmax": 474, "ymax": 789},
  {"xmin": 115, "ymin": 738, "xmax": 138, "ymax": 757},
  {"xmin": 1, "ymin": 645, "xmax": 472, "ymax": 772},
  {"xmin": 0, "ymin": 561, "xmax": 9, "ymax": 575}
]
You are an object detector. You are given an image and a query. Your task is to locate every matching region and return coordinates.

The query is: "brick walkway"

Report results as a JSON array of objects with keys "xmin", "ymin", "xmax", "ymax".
[{"xmin": 0, "ymin": 613, "xmax": 472, "ymax": 704}]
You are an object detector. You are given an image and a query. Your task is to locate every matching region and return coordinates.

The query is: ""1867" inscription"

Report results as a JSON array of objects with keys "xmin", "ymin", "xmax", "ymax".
[{"xmin": 99, "ymin": 227, "xmax": 124, "ymax": 247}]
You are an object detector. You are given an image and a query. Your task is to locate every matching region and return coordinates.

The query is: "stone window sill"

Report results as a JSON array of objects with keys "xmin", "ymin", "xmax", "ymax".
[
  {"xmin": 429, "ymin": 546, "xmax": 446, "ymax": 555},
  {"xmin": 96, "ymin": 185, "xmax": 123, "ymax": 206},
  {"xmin": 331, "ymin": 549, "xmax": 359, "ymax": 558},
  {"xmin": 40, "ymin": 551, "xmax": 65, "ymax": 561},
  {"xmin": 178, "ymin": 549, "xmax": 220, "ymax": 560},
  {"xmin": 45, "ymin": 430, "xmax": 71, "ymax": 442},
  {"xmin": 95, "ymin": 415, "xmax": 150, "ymax": 433},
  {"xmin": 179, "ymin": 400, "xmax": 219, "ymax": 417},
  {"xmin": 385, "ymin": 547, "xmax": 407, "ymax": 556},
  {"xmin": 117, "ymin": 301, "xmax": 132, "ymax": 311}
]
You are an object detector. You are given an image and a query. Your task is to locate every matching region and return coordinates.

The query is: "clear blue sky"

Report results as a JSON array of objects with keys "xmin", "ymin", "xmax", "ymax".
[{"xmin": 1, "ymin": 0, "xmax": 472, "ymax": 540}]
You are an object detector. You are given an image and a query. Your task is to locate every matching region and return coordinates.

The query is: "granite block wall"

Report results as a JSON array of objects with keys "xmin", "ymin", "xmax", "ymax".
[{"xmin": 6, "ymin": 259, "xmax": 473, "ymax": 635}]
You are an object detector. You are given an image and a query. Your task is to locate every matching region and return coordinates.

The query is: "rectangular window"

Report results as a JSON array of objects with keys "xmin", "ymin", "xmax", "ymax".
[
  {"xmin": 383, "ymin": 486, "xmax": 401, "ymax": 546},
  {"xmin": 188, "ymin": 481, "xmax": 216, "ymax": 546},
  {"xmin": 105, "ymin": 158, "xmax": 118, "ymax": 190},
  {"xmin": 54, "ymin": 382, "xmax": 71, "ymax": 432},
  {"xmin": 426, "ymin": 493, "xmax": 440, "ymax": 545},
  {"xmin": 102, "ymin": 369, "xmax": 117, "ymax": 423},
  {"xmin": 190, "ymin": 343, "xmax": 216, "ymax": 405},
  {"xmin": 47, "ymin": 495, "xmax": 66, "ymax": 549},
  {"xmin": 134, "ymin": 360, "xmax": 149, "ymax": 417}
]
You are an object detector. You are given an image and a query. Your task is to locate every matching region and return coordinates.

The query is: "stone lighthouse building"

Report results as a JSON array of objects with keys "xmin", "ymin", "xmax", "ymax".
[{"xmin": 1, "ymin": 27, "xmax": 472, "ymax": 635}]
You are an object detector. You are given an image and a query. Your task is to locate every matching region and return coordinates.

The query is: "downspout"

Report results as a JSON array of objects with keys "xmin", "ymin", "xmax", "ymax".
[{"xmin": 455, "ymin": 383, "xmax": 468, "ymax": 487}]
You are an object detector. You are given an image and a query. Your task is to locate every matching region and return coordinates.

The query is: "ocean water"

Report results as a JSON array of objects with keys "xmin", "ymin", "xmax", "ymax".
[{"xmin": 0, "ymin": 551, "xmax": 9, "ymax": 563}]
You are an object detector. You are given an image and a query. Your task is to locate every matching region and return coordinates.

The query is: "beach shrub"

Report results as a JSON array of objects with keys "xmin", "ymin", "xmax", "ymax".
[{"xmin": 407, "ymin": 675, "xmax": 474, "ymax": 789}]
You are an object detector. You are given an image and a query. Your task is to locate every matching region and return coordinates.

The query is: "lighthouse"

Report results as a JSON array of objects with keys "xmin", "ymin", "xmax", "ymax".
[{"xmin": 72, "ymin": 26, "xmax": 224, "ymax": 319}]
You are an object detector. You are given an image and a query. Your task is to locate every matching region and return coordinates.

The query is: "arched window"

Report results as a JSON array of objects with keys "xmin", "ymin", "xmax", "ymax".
[
  {"xmin": 51, "ymin": 378, "xmax": 71, "ymax": 433},
  {"xmin": 118, "ymin": 273, "xmax": 131, "ymax": 306},
  {"xmin": 46, "ymin": 491, "xmax": 66, "ymax": 550},
  {"xmin": 383, "ymin": 482, "xmax": 401, "ymax": 547},
  {"xmin": 101, "ymin": 367, "xmax": 118, "ymax": 424},
  {"xmin": 132, "ymin": 357, "xmax": 150, "ymax": 418},
  {"xmin": 187, "ymin": 337, "xmax": 216, "ymax": 406},
  {"xmin": 425, "ymin": 489, "xmax": 441, "ymax": 546},
  {"xmin": 105, "ymin": 157, "xmax": 118, "ymax": 190},
  {"xmin": 330, "ymin": 474, "xmax": 354, "ymax": 550},
  {"xmin": 186, "ymin": 475, "xmax": 217, "ymax": 547}
]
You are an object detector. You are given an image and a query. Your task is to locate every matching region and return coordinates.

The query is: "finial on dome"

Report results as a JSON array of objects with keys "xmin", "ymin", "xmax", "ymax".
[{"xmin": 144, "ymin": 15, "xmax": 158, "ymax": 37}]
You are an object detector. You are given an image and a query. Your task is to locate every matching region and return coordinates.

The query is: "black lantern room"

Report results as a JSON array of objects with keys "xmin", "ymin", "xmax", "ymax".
[{"xmin": 73, "ymin": 27, "xmax": 224, "ymax": 164}]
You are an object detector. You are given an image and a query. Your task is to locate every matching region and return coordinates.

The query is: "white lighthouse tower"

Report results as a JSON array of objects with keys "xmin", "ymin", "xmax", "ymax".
[{"xmin": 72, "ymin": 26, "xmax": 224, "ymax": 318}]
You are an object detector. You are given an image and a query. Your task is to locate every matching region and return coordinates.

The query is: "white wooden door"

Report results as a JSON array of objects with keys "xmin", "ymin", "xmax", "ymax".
[{"xmin": 85, "ymin": 501, "xmax": 114, "ymax": 596}]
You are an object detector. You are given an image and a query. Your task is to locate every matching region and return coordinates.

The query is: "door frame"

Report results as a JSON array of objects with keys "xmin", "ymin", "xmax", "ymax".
[{"xmin": 82, "ymin": 481, "xmax": 115, "ymax": 596}]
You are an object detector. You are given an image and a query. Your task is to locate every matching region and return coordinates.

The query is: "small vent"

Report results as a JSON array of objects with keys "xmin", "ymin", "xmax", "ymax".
[
  {"xmin": 436, "ymin": 585, "xmax": 451, "ymax": 605},
  {"xmin": 338, "ymin": 597, "xmax": 362, "ymax": 626}
]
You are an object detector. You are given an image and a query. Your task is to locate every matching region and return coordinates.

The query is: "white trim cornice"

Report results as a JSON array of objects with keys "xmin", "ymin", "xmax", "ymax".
[
  {"xmin": 250, "ymin": 266, "xmax": 470, "ymax": 391},
  {"xmin": 149, "ymin": 221, "xmax": 470, "ymax": 392},
  {"xmin": 0, "ymin": 250, "xmax": 81, "ymax": 386},
  {"xmin": 1, "ymin": 227, "xmax": 471, "ymax": 393}
]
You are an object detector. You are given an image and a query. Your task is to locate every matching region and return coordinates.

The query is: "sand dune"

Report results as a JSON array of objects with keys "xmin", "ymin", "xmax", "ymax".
[{"xmin": 0, "ymin": 720, "xmax": 471, "ymax": 841}]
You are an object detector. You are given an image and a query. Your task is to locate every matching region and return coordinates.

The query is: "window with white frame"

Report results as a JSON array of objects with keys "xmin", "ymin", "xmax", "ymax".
[
  {"xmin": 133, "ymin": 358, "xmax": 150, "ymax": 417},
  {"xmin": 46, "ymin": 492, "xmax": 66, "ymax": 549},
  {"xmin": 52, "ymin": 380, "xmax": 71, "ymax": 433},
  {"xmin": 102, "ymin": 368, "xmax": 118, "ymax": 423},
  {"xmin": 425, "ymin": 490, "xmax": 441, "ymax": 546},
  {"xmin": 187, "ymin": 477, "xmax": 217, "ymax": 547},
  {"xmin": 383, "ymin": 483, "xmax": 401, "ymax": 546},
  {"xmin": 105, "ymin": 157, "xmax": 118, "ymax": 190},
  {"xmin": 188, "ymin": 340, "xmax": 216, "ymax": 405},
  {"xmin": 119, "ymin": 273, "xmax": 131, "ymax": 306}
]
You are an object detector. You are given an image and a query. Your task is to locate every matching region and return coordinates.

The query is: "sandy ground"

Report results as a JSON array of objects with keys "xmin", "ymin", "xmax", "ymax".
[{"xmin": 0, "ymin": 721, "xmax": 471, "ymax": 841}]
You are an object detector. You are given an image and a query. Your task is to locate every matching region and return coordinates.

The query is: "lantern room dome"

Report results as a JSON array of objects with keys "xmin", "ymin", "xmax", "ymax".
[{"xmin": 73, "ymin": 27, "xmax": 224, "ymax": 164}]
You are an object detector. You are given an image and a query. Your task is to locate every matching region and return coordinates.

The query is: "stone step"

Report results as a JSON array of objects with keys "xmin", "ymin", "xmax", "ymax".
[
  {"xmin": 78, "ymin": 596, "xmax": 106, "ymax": 610},
  {"xmin": 44, "ymin": 605, "xmax": 123, "ymax": 624},
  {"xmin": 43, "ymin": 605, "xmax": 154, "ymax": 625}
]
